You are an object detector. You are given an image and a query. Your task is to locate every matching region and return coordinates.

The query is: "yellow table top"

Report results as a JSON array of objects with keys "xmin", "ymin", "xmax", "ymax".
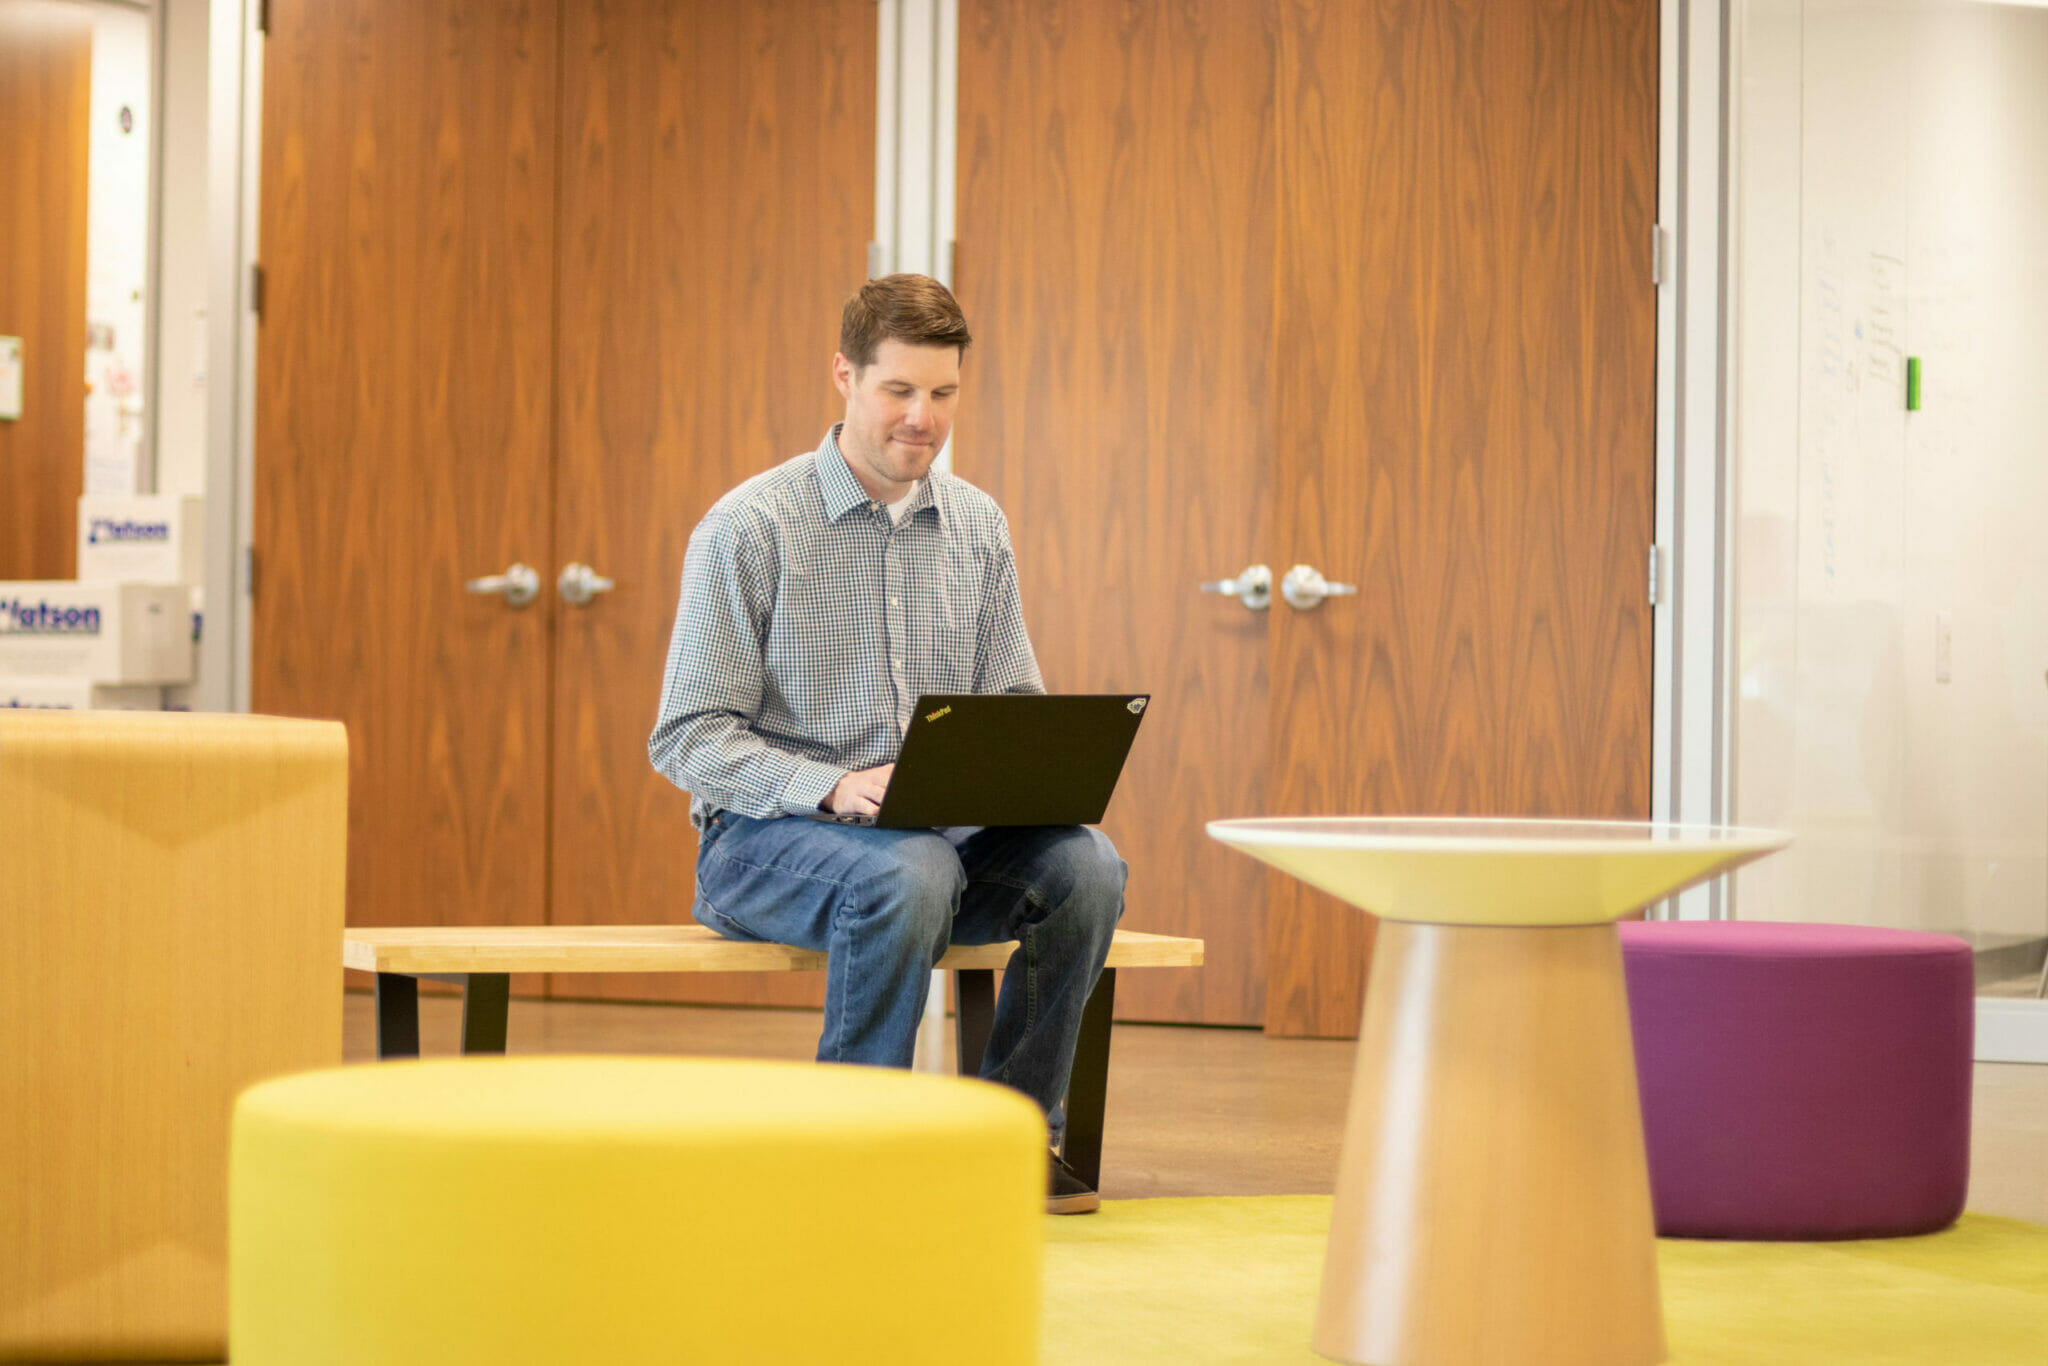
[{"xmin": 1207, "ymin": 817, "xmax": 1791, "ymax": 925}]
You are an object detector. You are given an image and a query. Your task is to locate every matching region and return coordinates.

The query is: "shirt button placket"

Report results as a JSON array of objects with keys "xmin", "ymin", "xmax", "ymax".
[{"xmin": 884, "ymin": 524, "xmax": 912, "ymax": 734}]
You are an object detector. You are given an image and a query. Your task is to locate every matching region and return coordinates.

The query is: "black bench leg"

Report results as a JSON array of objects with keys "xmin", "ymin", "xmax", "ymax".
[
  {"xmin": 954, "ymin": 968, "xmax": 996, "ymax": 1077},
  {"xmin": 374, "ymin": 973, "xmax": 421, "ymax": 1059},
  {"xmin": 1061, "ymin": 967, "xmax": 1115, "ymax": 1191},
  {"xmin": 461, "ymin": 973, "xmax": 511, "ymax": 1054}
]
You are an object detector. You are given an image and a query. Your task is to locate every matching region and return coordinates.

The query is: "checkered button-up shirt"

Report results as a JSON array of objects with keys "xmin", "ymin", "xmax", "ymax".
[{"xmin": 650, "ymin": 427, "xmax": 1044, "ymax": 825}]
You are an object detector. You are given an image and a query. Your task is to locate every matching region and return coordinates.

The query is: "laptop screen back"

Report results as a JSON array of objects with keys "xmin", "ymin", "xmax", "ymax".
[{"xmin": 874, "ymin": 693, "xmax": 1150, "ymax": 828}]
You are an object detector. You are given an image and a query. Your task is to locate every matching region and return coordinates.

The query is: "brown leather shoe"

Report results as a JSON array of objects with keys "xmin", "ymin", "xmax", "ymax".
[{"xmin": 1047, "ymin": 1151, "xmax": 1101, "ymax": 1215}]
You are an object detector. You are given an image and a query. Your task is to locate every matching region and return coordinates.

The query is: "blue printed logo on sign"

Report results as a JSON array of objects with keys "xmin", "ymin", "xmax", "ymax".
[
  {"xmin": 87, "ymin": 518, "xmax": 172, "ymax": 544},
  {"xmin": 0, "ymin": 599, "xmax": 103, "ymax": 636}
]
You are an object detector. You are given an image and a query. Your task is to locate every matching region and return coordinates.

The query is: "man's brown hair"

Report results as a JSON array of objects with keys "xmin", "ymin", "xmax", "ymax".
[{"xmin": 839, "ymin": 273, "xmax": 972, "ymax": 369}]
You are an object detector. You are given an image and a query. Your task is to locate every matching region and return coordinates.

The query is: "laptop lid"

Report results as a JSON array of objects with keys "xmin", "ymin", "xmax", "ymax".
[{"xmin": 871, "ymin": 693, "xmax": 1150, "ymax": 829}]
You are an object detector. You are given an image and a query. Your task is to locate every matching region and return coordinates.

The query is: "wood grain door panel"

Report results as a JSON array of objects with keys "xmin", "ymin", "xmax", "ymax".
[
  {"xmin": 0, "ymin": 1, "xmax": 90, "ymax": 581},
  {"xmin": 958, "ymin": 0, "xmax": 1280, "ymax": 1026},
  {"xmin": 960, "ymin": 0, "xmax": 1656, "ymax": 1034},
  {"xmin": 1262, "ymin": 0, "xmax": 1659, "ymax": 1036},
  {"xmin": 255, "ymin": 0, "xmax": 559, "ymax": 966},
  {"xmin": 548, "ymin": 0, "xmax": 875, "ymax": 1007}
]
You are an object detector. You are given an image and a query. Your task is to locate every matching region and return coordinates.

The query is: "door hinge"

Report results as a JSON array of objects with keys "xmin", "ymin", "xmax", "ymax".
[
  {"xmin": 256, "ymin": 0, "xmax": 269, "ymax": 35},
  {"xmin": 1650, "ymin": 224, "xmax": 1668, "ymax": 286},
  {"xmin": 243, "ymin": 544, "xmax": 258, "ymax": 598},
  {"xmin": 1647, "ymin": 544, "xmax": 1663, "ymax": 606},
  {"xmin": 249, "ymin": 263, "xmax": 265, "ymax": 321}
]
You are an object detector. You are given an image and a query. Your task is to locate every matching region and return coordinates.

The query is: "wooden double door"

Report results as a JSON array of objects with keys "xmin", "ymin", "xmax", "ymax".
[
  {"xmin": 956, "ymin": 0, "xmax": 1660, "ymax": 1034},
  {"xmin": 257, "ymin": 0, "xmax": 1657, "ymax": 1036},
  {"xmin": 256, "ymin": 0, "xmax": 876, "ymax": 1007}
]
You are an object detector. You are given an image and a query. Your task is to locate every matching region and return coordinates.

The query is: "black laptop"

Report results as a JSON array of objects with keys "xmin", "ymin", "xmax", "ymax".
[{"xmin": 818, "ymin": 693, "xmax": 1150, "ymax": 828}]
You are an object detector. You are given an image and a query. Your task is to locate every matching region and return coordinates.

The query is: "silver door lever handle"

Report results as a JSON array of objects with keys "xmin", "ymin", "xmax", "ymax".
[
  {"xmin": 1281, "ymin": 564, "xmax": 1357, "ymax": 611},
  {"xmin": 1200, "ymin": 564, "xmax": 1273, "ymax": 611},
  {"xmin": 557, "ymin": 563, "xmax": 616, "ymax": 607},
  {"xmin": 465, "ymin": 563, "xmax": 540, "ymax": 607}
]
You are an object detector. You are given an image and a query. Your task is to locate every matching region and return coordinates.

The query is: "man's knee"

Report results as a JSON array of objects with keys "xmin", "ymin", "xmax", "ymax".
[
  {"xmin": 854, "ymin": 833, "xmax": 965, "ymax": 942},
  {"xmin": 1057, "ymin": 827, "xmax": 1128, "ymax": 922}
]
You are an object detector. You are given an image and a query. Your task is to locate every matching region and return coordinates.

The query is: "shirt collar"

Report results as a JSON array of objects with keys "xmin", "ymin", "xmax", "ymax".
[
  {"xmin": 814, "ymin": 428, "xmax": 870, "ymax": 521},
  {"xmin": 815, "ymin": 425, "xmax": 945, "ymax": 528}
]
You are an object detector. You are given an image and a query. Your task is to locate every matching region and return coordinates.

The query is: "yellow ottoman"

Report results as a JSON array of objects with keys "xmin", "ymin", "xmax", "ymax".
[{"xmin": 230, "ymin": 1056, "xmax": 1045, "ymax": 1365}]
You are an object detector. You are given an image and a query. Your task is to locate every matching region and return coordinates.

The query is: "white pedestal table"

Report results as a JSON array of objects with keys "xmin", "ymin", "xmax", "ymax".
[{"xmin": 1208, "ymin": 817, "xmax": 1791, "ymax": 1366}]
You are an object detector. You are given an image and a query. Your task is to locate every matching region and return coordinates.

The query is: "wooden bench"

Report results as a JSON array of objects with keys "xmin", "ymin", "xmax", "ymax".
[{"xmin": 343, "ymin": 925, "xmax": 1204, "ymax": 1189}]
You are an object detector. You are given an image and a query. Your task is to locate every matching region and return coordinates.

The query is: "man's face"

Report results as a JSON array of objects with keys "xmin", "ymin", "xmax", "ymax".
[{"xmin": 832, "ymin": 339, "xmax": 961, "ymax": 499}]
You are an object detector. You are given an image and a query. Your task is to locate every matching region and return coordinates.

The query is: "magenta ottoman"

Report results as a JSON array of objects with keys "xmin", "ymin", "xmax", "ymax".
[{"xmin": 1616, "ymin": 920, "xmax": 1974, "ymax": 1240}]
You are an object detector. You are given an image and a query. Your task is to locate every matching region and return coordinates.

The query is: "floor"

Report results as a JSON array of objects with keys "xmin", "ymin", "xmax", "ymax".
[{"xmin": 342, "ymin": 991, "xmax": 2048, "ymax": 1222}]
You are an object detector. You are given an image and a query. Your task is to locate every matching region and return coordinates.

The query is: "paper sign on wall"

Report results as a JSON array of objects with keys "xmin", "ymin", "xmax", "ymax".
[{"xmin": 0, "ymin": 337, "xmax": 21, "ymax": 421}]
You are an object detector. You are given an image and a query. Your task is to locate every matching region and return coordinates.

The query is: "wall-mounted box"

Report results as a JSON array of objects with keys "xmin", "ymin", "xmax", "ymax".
[
  {"xmin": 0, "ymin": 678, "xmax": 162, "ymax": 711},
  {"xmin": 164, "ymin": 588, "xmax": 204, "ymax": 711},
  {"xmin": 0, "ymin": 583, "xmax": 194, "ymax": 684},
  {"xmin": 76, "ymin": 495, "xmax": 205, "ymax": 585}
]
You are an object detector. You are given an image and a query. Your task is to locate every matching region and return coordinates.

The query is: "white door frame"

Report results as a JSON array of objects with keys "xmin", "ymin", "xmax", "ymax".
[
  {"xmin": 204, "ymin": 0, "xmax": 260, "ymax": 713},
  {"xmin": 1654, "ymin": 0, "xmax": 1735, "ymax": 917},
  {"xmin": 876, "ymin": 0, "xmax": 959, "ymax": 1071}
]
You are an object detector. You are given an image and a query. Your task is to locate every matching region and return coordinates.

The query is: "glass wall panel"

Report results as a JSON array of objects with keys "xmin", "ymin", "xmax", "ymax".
[{"xmin": 1732, "ymin": 0, "xmax": 2048, "ymax": 1003}]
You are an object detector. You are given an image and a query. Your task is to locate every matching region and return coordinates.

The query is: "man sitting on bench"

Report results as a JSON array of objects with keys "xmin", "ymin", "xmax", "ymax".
[{"xmin": 648, "ymin": 273, "xmax": 1126, "ymax": 1215}]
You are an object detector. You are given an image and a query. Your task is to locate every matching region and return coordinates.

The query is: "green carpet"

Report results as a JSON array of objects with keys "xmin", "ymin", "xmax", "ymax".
[{"xmin": 1042, "ymin": 1197, "xmax": 2048, "ymax": 1364}]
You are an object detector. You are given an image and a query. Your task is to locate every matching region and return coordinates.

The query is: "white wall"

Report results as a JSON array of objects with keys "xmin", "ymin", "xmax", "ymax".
[
  {"xmin": 155, "ymin": 0, "xmax": 209, "ymax": 496},
  {"xmin": 1732, "ymin": 0, "xmax": 2048, "ymax": 954},
  {"xmin": 74, "ymin": 0, "xmax": 209, "ymax": 499},
  {"xmin": 82, "ymin": 1, "xmax": 151, "ymax": 495}
]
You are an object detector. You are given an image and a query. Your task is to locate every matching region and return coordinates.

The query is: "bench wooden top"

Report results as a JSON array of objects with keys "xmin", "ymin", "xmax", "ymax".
[{"xmin": 343, "ymin": 924, "xmax": 1204, "ymax": 976}]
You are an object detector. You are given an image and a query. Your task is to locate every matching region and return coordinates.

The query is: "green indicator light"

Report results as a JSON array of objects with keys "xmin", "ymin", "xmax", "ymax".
[{"xmin": 1906, "ymin": 356, "xmax": 1921, "ymax": 412}]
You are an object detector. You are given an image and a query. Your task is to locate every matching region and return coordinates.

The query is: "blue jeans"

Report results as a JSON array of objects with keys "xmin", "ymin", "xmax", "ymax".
[{"xmin": 693, "ymin": 814, "xmax": 1128, "ymax": 1145}]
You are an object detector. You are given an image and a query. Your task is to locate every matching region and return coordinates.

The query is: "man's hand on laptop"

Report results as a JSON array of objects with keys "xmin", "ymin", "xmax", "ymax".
[{"xmin": 822, "ymin": 763, "xmax": 894, "ymax": 817}]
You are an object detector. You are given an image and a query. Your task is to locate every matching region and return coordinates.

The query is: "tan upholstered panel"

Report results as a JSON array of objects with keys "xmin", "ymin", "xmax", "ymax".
[{"xmin": 0, "ymin": 711, "xmax": 347, "ymax": 1361}]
